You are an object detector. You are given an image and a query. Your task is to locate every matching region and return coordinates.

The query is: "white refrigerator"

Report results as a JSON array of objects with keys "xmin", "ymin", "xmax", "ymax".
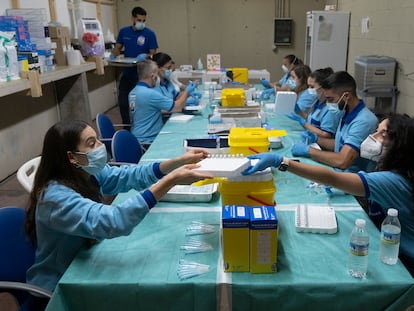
[{"xmin": 304, "ymin": 11, "xmax": 350, "ymax": 72}]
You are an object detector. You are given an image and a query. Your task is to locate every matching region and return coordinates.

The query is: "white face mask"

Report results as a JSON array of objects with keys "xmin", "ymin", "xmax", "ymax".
[
  {"xmin": 135, "ymin": 22, "xmax": 145, "ymax": 31},
  {"xmin": 77, "ymin": 144, "xmax": 107, "ymax": 175},
  {"xmin": 360, "ymin": 135, "xmax": 384, "ymax": 162},
  {"xmin": 281, "ymin": 65, "xmax": 289, "ymax": 73}
]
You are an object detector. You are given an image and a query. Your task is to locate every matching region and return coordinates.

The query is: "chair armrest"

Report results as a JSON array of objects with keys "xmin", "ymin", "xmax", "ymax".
[
  {"xmin": 0, "ymin": 281, "xmax": 53, "ymax": 298},
  {"xmin": 113, "ymin": 123, "xmax": 131, "ymax": 128},
  {"xmin": 107, "ymin": 161, "xmax": 135, "ymax": 166}
]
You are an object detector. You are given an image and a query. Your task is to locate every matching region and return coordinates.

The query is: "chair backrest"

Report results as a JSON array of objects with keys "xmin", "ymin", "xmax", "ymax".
[
  {"xmin": 96, "ymin": 113, "xmax": 116, "ymax": 154},
  {"xmin": 0, "ymin": 207, "xmax": 35, "ymax": 283},
  {"xmin": 111, "ymin": 130, "xmax": 142, "ymax": 164},
  {"xmin": 16, "ymin": 156, "xmax": 41, "ymax": 193},
  {"xmin": 274, "ymin": 91, "xmax": 297, "ymax": 114}
]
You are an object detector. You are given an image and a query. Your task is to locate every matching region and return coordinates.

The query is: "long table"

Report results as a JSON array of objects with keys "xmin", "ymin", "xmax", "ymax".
[{"xmin": 46, "ymin": 94, "xmax": 414, "ymax": 311}]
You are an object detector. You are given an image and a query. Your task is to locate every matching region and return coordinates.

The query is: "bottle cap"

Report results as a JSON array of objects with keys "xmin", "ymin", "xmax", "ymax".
[
  {"xmin": 355, "ymin": 219, "xmax": 366, "ymax": 227},
  {"xmin": 387, "ymin": 208, "xmax": 398, "ymax": 217}
]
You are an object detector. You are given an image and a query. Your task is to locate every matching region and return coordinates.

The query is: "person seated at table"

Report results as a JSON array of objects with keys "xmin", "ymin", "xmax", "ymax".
[
  {"xmin": 169, "ymin": 60, "xmax": 185, "ymax": 92},
  {"xmin": 129, "ymin": 60, "xmax": 195, "ymax": 147},
  {"xmin": 23, "ymin": 119, "xmax": 213, "ymax": 311},
  {"xmin": 244, "ymin": 113, "xmax": 414, "ymax": 276},
  {"xmin": 260, "ymin": 54, "xmax": 303, "ymax": 99},
  {"xmin": 152, "ymin": 52, "xmax": 200, "ymax": 123},
  {"xmin": 288, "ymin": 64, "xmax": 319, "ymax": 119},
  {"xmin": 286, "ymin": 67, "xmax": 341, "ymax": 139},
  {"xmin": 291, "ymin": 71, "xmax": 378, "ymax": 173}
]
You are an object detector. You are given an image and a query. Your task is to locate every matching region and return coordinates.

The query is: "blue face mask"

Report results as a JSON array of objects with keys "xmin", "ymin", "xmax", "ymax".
[
  {"xmin": 306, "ymin": 88, "xmax": 321, "ymax": 101},
  {"xmin": 286, "ymin": 78, "xmax": 296, "ymax": 91},
  {"xmin": 163, "ymin": 69, "xmax": 172, "ymax": 80},
  {"xmin": 78, "ymin": 144, "xmax": 107, "ymax": 175},
  {"xmin": 135, "ymin": 22, "xmax": 145, "ymax": 31}
]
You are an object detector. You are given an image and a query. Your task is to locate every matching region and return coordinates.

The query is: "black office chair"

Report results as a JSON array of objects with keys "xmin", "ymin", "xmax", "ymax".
[{"xmin": 0, "ymin": 207, "xmax": 52, "ymax": 310}]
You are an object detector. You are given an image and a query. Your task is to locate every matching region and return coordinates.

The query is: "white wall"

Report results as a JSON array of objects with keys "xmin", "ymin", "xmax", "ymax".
[{"xmin": 326, "ymin": 0, "xmax": 414, "ymax": 116}]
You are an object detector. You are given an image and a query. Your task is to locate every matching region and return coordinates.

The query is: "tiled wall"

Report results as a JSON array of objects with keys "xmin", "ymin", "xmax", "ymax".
[{"xmin": 326, "ymin": 0, "xmax": 414, "ymax": 116}]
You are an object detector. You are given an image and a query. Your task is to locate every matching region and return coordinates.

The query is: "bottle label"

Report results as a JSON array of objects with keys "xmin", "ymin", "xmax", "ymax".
[
  {"xmin": 381, "ymin": 231, "xmax": 400, "ymax": 245},
  {"xmin": 349, "ymin": 241, "xmax": 369, "ymax": 256}
]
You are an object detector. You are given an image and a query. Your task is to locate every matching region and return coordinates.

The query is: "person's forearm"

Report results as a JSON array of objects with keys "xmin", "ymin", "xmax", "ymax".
[
  {"xmin": 286, "ymin": 157, "xmax": 365, "ymax": 196},
  {"xmin": 315, "ymin": 136, "xmax": 335, "ymax": 150},
  {"xmin": 304, "ymin": 124, "xmax": 332, "ymax": 138},
  {"xmin": 149, "ymin": 173, "xmax": 176, "ymax": 200},
  {"xmin": 159, "ymin": 156, "xmax": 185, "ymax": 174}
]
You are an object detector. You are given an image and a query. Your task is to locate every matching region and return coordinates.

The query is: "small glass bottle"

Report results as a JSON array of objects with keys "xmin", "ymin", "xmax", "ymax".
[
  {"xmin": 379, "ymin": 208, "xmax": 401, "ymax": 265},
  {"xmin": 347, "ymin": 218, "xmax": 369, "ymax": 278}
]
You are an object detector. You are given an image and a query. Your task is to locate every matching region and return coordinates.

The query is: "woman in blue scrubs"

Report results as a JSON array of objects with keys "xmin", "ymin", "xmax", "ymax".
[
  {"xmin": 244, "ymin": 113, "xmax": 414, "ymax": 276},
  {"xmin": 287, "ymin": 67, "xmax": 341, "ymax": 139},
  {"xmin": 23, "ymin": 120, "xmax": 212, "ymax": 310}
]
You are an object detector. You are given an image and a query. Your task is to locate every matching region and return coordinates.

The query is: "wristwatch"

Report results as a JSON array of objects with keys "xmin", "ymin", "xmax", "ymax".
[{"xmin": 278, "ymin": 158, "xmax": 289, "ymax": 171}]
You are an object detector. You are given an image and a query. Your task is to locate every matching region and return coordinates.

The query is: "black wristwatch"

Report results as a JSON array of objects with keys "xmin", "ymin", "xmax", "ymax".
[{"xmin": 278, "ymin": 158, "xmax": 289, "ymax": 171}]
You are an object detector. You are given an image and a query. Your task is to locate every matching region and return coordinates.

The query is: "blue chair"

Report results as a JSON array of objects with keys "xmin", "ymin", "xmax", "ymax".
[
  {"xmin": 111, "ymin": 130, "xmax": 143, "ymax": 164},
  {"xmin": 0, "ymin": 207, "xmax": 52, "ymax": 309},
  {"xmin": 96, "ymin": 113, "xmax": 129, "ymax": 157}
]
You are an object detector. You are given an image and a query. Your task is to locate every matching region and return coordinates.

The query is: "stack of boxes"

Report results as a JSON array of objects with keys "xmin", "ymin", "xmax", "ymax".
[
  {"xmin": 4, "ymin": 8, "xmax": 58, "ymax": 73},
  {"xmin": 222, "ymin": 205, "xmax": 278, "ymax": 273},
  {"xmin": 220, "ymin": 127, "xmax": 281, "ymax": 273}
]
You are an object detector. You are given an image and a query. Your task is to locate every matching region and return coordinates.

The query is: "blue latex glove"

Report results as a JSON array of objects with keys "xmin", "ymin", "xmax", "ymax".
[
  {"xmin": 286, "ymin": 112, "xmax": 306, "ymax": 127},
  {"xmin": 185, "ymin": 81, "xmax": 196, "ymax": 93},
  {"xmin": 109, "ymin": 53, "xmax": 115, "ymax": 61},
  {"xmin": 136, "ymin": 53, "xmax": 148, "ymax": 62},
  {"xmin": 242, "ymin": 153, "xmax": 283, "ymax": 175},
  {"xmin": 260, "ymin": 79, "xmax": 271, "ymax": 88},
  {"xmin": 186, "ymin": 96, "xmax": 199, "ymax": 106},
  {"xmin": 291, "ymin": 142, "xmax": 310, "ymax": 157},
  {"xmin": 190, "ymin": 91, "xmax": 202, "ymax": 99},
  {"xmin": 301, "ymin": 130, "xmax": 318, "ymax": 144},
  {"xmin": 259, "ymin": 88, "xmax": 275, "ymax": 100}
]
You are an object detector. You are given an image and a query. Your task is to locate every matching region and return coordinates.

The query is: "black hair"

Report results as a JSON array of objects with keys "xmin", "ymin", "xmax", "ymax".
[
  {"xmin": 380, "ymin": 113, "xmax": 414, "ymax": 202},
  {"xmin": 132, "ymin": 7, "xmax": 147, "ymax": 17},
  {"xmin": 25, "ymin": 120, "xmax": 102, "ymax": 241},
  {"xmin": 310, "ymin": 67, "xmax": 334, "ymax": 85},
  {"xmin": 284, "ymin": 54, "xmax": 303, "ymax": 66},
  {"xmin": 152, "ymin": 52, "xmax": 172, "ymax": 68},
  {"xmin": 320, "ymin": 71, "xmax": 357, "ymax": 96}
]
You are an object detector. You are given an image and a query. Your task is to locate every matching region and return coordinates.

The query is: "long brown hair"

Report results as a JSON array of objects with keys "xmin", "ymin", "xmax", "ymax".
[{"xmin": 25, "ymin": 120, "xmax": 103, "ymax": 241}]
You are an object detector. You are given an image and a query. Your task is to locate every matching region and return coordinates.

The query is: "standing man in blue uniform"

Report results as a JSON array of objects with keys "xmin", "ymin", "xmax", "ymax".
[
  {"xmin": 292, "ymin": 71, "xmax": 378, "ymax": 173},
  {"xmin": 111, "ymin": 6, "xmax": 158, "ymax": 125}
]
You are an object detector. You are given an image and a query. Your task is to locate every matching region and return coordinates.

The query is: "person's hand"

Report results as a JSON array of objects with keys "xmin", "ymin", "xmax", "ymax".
[
  {"xmin": 109, "ymin": 53, "xmax": 116, "ymax": 61},
  {"xmin": 185, "ymin": 81, "xmax": 196, "ymax": 93},
  {"xmin": 168, "ymin": 164, "xmax": 213, "ymax": 185},
  {"xmin": 260, "ymin": 79, "xmax": 271, "ymax": 88},
  {"xmin": 301, "ymin": 130, "xmax": 318, "ymax": 144},
  {"xmin": 291, "ymin": 142, "xmax": 310, "ymax": 157},
  {"xmin": 136, "ymin": 53, "xmax": 148, "ymax": 62},
  {"xmin": 190, "ymin": 91, "xmax": 202, "ymax": 99},
  {"xmin": 186, "ymin": 96, "xmax": 199, "ymax": 106},
  {"xmin": 286, "ymin": 112, "xmax": 306, "ymax": 127},
  {"xmin": 242, "ymin": 153, "xmax": 282, "ymax": 175},
  {"xmin": 259, "ymin": 88, "xmax": 275, "ymax": 100},
  {"xmin": 178, "ymin": 148, "xmax": 210, "ymax": 165}
]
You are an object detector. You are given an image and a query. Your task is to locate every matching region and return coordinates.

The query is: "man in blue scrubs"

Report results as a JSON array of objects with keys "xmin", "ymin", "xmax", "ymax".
[
  {"xmin": 111, "ymin": 7, "xmax": 158, "ymax": 125},
  {"xmin": 129, "ymin": 60, "xmax": 195, "ymax": 147},
  {"xmin": 292, "ymin": 71, "xmax": 378, "ymax": 172}
]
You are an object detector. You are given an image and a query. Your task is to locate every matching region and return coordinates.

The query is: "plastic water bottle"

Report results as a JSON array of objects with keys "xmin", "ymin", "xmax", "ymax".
[
  {"xmin": 347, "ymin": 218, "xmax": 369, "ymax": 278},
  {"xmin": 197, "ymin": 58, "xmax": 203, "ymax": 71},
  {"xmin": 379, "ymin": 208, "xmax": 401, "ymax": 265}
]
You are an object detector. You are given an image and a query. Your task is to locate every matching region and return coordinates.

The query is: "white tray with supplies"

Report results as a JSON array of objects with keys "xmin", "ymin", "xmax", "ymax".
[
  {"xmin": 160, "ymin": 183, "xmax": 218, "ymax": 202},
  {"xmin": 295, "ymin": 204, "xmax": 338, "ymax": 234}
]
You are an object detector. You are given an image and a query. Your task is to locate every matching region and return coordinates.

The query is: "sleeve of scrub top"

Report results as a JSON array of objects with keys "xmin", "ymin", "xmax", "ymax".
[
  {"xmin": 38, "ymin": 182, "xmax": 152, "ymax": 240},
  {"xmin": 95, "ymin": 163, "xmax": 162, "ymax": 195}
]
